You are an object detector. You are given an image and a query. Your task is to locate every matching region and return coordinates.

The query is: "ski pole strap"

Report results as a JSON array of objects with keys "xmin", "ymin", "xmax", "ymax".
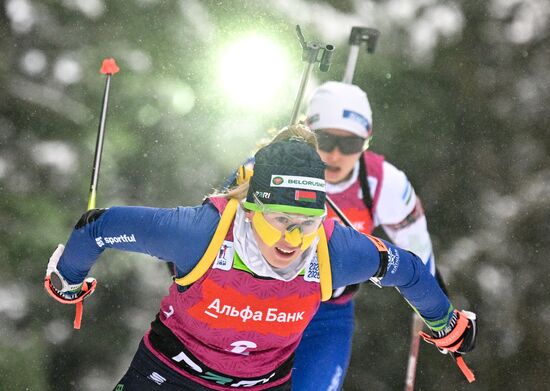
[
  {"xmin": 419, "ymin": 310, "xmax": 476, "ymax": 383},
  {"xmin": 44, "ymin": 276, "xmax": 97, "ymax": 329},
  {"xmin": 454, "ymin": 353, "xmax": 476, "ymax": 383},
  {"xmin": 72, "ymin": 281, "xmax": 94, "ymax": 329},
  {"xmin": 419, "ymin": 311, "xmax": 469, "ymax": 352},
  {"xmin": 74, "ymin": 301, "xmax": 84, "ymax": 329}
]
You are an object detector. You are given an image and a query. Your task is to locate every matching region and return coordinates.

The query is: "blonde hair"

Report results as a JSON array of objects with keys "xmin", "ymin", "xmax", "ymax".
[
  {"xmin": 211, "ymin": 124, "xmax": 318, "ymax": 201},
  {"xmin": 271, "ymin": 123, "xmax": 318, "ymax": 148}
]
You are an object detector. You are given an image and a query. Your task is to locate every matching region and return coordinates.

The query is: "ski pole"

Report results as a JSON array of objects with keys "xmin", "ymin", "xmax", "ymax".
[
  {"xmin": 288, "ymin": 26, "xmax": 354, "ymax": 239},
  {"xmin": 323, "ymin": 26, "xmax": 380, "ymax": 226},
  {"xmin": 404, "ymin": 313, "xmax": 425, "ymax": 391},
  {"xmin": 331, "ymin": 28, "xmax": 375, "ymax": 226},
  {"xmin": 73, "ymin": 58, "xmax": 119, "ymax": 329},
  {"xmin": 319, "ymin": 26, "xmax": 384, "ymax": 286},
  {"xmin": 289, "ymin": 25, "xmax": 334, "ymax": 125},
  {"xmin": 404, "ymin": 269, "xmax": 449, "ymax": 389},
  {"xmin": 288, "ymin": 27, "xmax": 359, "ymax": 247},
  {"xmin": 288, "ymin": 26, "xmax": 385, "ymax": 286},
  {"xmin": 88, "ymin": 58, "xmax": 120, "ymax": 210}
]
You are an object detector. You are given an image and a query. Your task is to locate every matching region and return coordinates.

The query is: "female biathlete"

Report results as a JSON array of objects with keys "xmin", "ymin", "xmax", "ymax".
[
  {"xmin": 45, "ymin": 125, "xmax": 476, "ymax": 391},
  {"xmin": 292, "ymin": 81, "xmax": 441, "ymax": 390}
]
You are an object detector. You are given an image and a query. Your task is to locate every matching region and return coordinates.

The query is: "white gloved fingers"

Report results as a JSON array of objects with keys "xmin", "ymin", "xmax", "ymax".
[
  {"xmin": 462, "ymin": 310, "xmax": 477, "ymax": 321},
  {"xmin": 46, "ymin": 244, "xmax": 65, "ymax": 276}
]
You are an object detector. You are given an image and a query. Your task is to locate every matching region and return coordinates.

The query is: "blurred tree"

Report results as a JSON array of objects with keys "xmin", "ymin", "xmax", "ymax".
[{"xmin": 337, "ymin": 1, "xmax": 550, "ymax": 390}]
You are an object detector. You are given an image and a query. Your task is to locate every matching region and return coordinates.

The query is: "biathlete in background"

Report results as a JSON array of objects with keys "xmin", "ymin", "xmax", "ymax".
[
  {"xmin": 45, "ymin": 125, "xmax": 476, "ymax": 391},
  {"xmin": 291, "ymin": 81, "xmax": 441, "ymax": 390}
]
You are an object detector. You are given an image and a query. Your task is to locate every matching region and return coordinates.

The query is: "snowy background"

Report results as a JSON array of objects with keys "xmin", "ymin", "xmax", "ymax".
[{"xmin": 1, "ymin": 0, "xmax": 549, "ymax": 390}]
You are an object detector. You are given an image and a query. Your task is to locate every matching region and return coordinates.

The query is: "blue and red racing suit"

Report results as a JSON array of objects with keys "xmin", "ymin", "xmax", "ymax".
[
  {"xmin": 56, "ymin": 197, "xmax": 450, "ymax": 390},
  {"xmin": 230, "ymin": 152, "xmax": 437, "ymax": 390}
]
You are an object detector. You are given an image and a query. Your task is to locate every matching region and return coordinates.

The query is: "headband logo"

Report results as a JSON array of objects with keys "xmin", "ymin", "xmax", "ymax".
[
  {"xmin": 272, "ymin": 176, "xmax": 284, "ymax": 186},
  {"xmin": 270, "ymin": 175, "xmax": 325, "ymax": 192}
]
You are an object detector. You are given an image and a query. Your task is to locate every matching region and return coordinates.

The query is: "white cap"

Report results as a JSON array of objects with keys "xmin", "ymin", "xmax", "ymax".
[{"xmin": 306, "ymin": 81, "xmax": 372, "ymax": 138}]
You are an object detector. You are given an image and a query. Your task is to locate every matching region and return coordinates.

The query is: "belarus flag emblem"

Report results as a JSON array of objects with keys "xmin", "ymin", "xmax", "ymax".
[{"xmin": 295, "ymin": 190, "xmax": 316, "ymax": 203}]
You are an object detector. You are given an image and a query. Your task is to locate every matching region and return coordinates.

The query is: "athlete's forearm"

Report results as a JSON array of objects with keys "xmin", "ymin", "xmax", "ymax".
[
  {"xmin": 329, "ymin": 224, "xmax": 451, "ymax": 324},
  {"xmin": 379, "ymin": 244, "xmax": 450, "ymax": 324},
  {"xmin": 57, "ymin": 206, "xmax": 165, "ymax": 283},
  {"xmin": 57, "ymin": 203, "xmax": 220, "ymax": 284}
]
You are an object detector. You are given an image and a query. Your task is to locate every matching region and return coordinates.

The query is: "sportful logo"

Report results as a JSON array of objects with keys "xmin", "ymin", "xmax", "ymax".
[
  {"xmin": 270, "ymin": 175, "xmax": 326, "ymax": 192},
  {"xmin": 95, "ymin": 234, "xmax": 136, "ymax": 248}
]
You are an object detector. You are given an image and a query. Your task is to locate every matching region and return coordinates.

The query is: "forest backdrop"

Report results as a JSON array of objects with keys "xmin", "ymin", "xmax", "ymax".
[{"xmin": 1, "ymin": 0, "xmax": 549, "ymax": 390}]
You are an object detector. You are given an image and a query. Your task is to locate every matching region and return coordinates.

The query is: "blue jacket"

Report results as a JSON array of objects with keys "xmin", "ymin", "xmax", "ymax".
[{"xmin": 58, "ymin": 201, "xmax": 453, "ymax": 327}]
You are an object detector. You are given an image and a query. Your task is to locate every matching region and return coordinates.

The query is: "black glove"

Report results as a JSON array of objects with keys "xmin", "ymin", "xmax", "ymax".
[{"xmin": 420, "ymin": 309, "xmax": 477, "ymax": 354}]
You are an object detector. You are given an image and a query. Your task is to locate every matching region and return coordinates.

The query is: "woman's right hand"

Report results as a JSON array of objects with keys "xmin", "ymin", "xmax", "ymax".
[
  {"xmin": 44, "ymin": 244, "xmax": 97, "ymax": 304},
  {"xmin": 420, "ymin": 309, "xmax": 477, "ymax": 354}
]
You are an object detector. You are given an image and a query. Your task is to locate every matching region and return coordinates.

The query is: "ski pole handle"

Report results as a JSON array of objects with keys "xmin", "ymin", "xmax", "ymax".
[
  {"xmin": 290, "ymin": 26, "xmax": 334, "ymax": 125},
  {"xmin": 319, "ymin": 44, "xmax": 334, "ymax": 72},
  {"xmin": 342, "ymin": 27, "xmax": 380, "ymax": 84},
  {"xmin": 349, "ymin": 27, "xmax": 380, "ymax": 53}
]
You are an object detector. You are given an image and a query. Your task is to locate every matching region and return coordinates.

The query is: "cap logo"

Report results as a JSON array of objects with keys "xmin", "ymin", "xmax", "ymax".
[
  {"xmin": 343, "ymin": 110, "xmax": 370, "ymax": 130},
  {"xmin": 270, "ymin": 175, "xmax": 326, "ymax": 192},
  {"xmin": 271, "ymin": 176, "xmax": 284, "ymax": 186}
]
